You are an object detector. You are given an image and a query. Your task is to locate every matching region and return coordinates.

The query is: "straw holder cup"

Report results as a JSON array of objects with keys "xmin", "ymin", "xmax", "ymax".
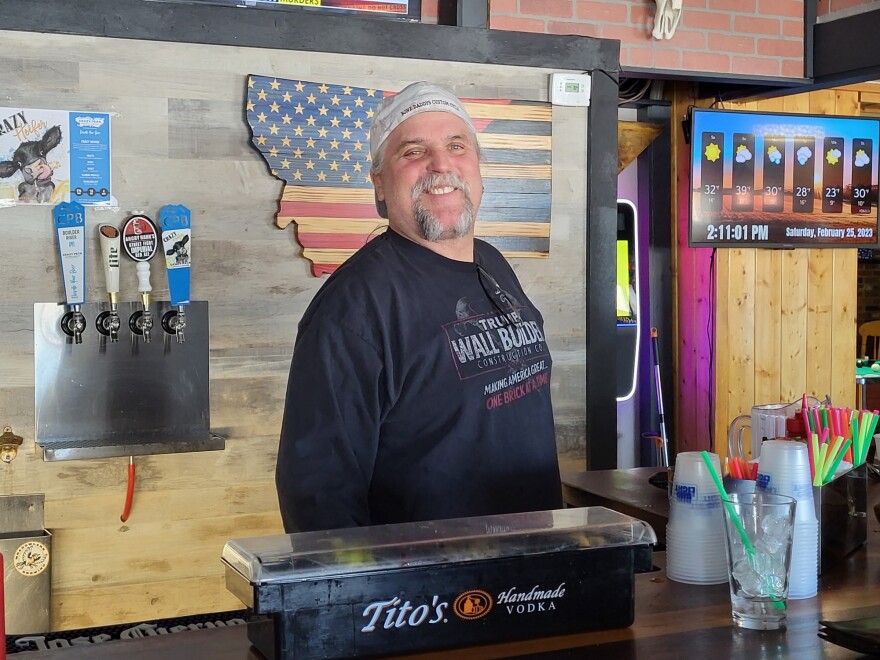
[{"xmin": 814, "ymin": 463, "xmax": 868, "ymax": 574}]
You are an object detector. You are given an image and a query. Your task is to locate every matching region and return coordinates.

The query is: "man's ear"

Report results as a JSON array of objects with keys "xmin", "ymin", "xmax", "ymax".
[{"xmin": 372, "ymin": 171, "xmax": 385, "ymax": 202}]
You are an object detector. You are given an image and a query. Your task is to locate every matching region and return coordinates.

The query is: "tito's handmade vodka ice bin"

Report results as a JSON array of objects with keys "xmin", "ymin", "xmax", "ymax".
[{"xmin": 222, "ymin": 507, "xmax": 656, "ymax": 659}]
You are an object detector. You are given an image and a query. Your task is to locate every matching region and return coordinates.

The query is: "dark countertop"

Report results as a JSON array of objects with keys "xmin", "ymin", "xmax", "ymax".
[
  {"xmin": 562, "ymin": 467, "xmax": 670, "ymax": 544},
  {"xmin": 16, "ymin": 471, "xmax": 880, "ymax": 659}
]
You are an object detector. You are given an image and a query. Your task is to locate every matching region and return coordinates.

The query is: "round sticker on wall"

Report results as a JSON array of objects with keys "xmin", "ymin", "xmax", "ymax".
[{"xmin": 14, "ymin": 540, "xmax": 50, "ymax": 577}]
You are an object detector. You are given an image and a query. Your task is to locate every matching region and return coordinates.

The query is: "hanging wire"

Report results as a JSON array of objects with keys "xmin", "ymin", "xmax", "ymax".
[{"xmin": 618, "ymin": 78, "xmax": 653, "ymax": 106}]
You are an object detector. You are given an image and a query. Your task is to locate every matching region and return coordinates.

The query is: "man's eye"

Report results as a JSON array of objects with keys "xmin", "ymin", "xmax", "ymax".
[{"xmin": 403, "ymin": 149, "xmax": 424, "ymax": 158}]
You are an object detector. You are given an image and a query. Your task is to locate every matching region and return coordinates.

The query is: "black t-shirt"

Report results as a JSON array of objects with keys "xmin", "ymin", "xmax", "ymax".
[{"xmin": 276, "ymin": 228, "xmax": 562, "ymax": 532}]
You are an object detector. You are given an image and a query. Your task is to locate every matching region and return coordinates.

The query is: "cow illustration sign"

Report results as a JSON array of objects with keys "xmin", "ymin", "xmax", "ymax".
[{"xmin": 0, "ymin": 106, "xmax": 115, "ymax": 208}]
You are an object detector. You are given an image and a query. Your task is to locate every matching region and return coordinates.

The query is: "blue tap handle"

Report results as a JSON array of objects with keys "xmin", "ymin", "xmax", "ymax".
[
  {"xmin": 159, "ymin": 204, "xmax": 191, "ymax": 306},
  {"xmin": 53, "ymin": 201, "xmax": 86, "ymax": 306}
]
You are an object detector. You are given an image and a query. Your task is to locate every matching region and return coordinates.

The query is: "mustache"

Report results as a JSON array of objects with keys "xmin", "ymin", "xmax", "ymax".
[{"xmin": 411, "ymin": 173, "xmax": 471, "ymax": 199}]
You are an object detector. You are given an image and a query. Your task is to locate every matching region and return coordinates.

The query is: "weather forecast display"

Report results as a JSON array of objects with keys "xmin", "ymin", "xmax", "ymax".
[{"xmin": 690, "ymin": 108, "xmax": 880, "ymax": 248}]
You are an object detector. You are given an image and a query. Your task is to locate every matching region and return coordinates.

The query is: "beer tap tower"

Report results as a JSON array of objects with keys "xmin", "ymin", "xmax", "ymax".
[
  {"xmin": 121, "ymin": 214, "xmax": 159, "ymax": 343},
  {"xmin": 52, "ymin": 201, "xmax": 87, "ymax": 344},
  {"xmin": 97, "ymin": 224, "xmax": 122, "ymax": 342},
  {"xmin": 35, "ymin": 204, "xmax": 220, "ymax": 463},
  {"xmin": 159, "ymin": 204, "xmax": 192, "ymax": 343}
]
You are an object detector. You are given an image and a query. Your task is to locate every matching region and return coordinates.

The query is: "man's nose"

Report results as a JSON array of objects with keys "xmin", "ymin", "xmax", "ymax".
[{"xmin": 427, "ymin": 149, "xmax": 454, "ymax": 172}]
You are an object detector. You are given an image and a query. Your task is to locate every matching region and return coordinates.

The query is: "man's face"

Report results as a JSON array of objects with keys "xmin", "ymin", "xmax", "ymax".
[{"xmin": 373, "ymin": 112, "xmax": 482, "ymax": 244}]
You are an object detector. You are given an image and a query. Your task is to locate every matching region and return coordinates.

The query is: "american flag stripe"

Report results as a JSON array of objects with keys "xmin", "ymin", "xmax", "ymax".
[
  {"xmin": 292, "ymin": 219, "xmax": 550, "ymax": 242},
  {"xmin": 302, "ymin": 244, "xmax": 550, "ymax": 276},
  {"xmin": 246, "ymin": 75, "xmax": 552, "ymax": 276},
  {"xmin": 277, "ymin": 190, "xmax": 550, "ymax": 226}
]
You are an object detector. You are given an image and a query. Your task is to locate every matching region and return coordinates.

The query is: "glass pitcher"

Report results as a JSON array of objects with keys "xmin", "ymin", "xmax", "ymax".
[{"xmin": 727, "ymin": 396, "xmax": 824, "ymax": 463}]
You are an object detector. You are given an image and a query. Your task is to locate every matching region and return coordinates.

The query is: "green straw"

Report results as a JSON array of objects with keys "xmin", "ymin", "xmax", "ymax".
[
  {"xmin": 857, "ymin": 412, "xmax": 870, "ymax": 466},
  {"xmin": 863, "ymin": 413, "xmax": 880, "ymax": 466},
  {"xmin": 820, "ymin": 436, "xmax": 845, "ymax": 484},
  {"xmin": 811, "ymin": 432, "xmax": 823, "ymax": 486},
  {"xmin": 699, "ymin": 451, "xmax": 785, "ymax": 611},
  {"xmin": 822, "ymin": 439, "xmax": 852, "ymax": 486}
]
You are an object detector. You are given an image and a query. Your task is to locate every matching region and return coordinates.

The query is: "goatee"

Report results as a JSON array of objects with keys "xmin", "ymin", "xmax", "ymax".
[{"xmin": 411, "ymin": 173, "xmax": 475, "ymax": 242}]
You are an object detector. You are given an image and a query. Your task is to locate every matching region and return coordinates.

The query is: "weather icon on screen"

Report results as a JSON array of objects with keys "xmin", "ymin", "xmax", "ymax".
[
  {"xmin": 766, "ymin": 145, "xmax": 782, "ymax": 165},
  {"xmin": 704, "ymin": 142, "xmax": 721, "ymax": 162},
  {"xmin": 797, "ymin": 146, "xmax": 813, "ymax": 165},
  {"xmin": 855, "ymin": 149, "xmax": 871, "ymax": 167},
  {"xmin": 735, "ymin": 144, "xmax": 753, "ymax": 163},
  {"xmin": 826, "ymin": 148, "xmax": 841, "ymax": 165}
]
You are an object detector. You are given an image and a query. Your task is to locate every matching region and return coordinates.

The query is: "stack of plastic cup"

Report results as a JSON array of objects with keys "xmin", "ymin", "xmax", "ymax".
[
  {"xmin": 755, "ymin": 440, "xmax": 818, "ymax": 599},
  {"xmin": 666, "ymin": 451, "xmax": 728, "ymax": 585}
]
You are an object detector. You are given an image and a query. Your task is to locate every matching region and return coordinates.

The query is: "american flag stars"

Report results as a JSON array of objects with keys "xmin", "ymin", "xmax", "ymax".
[{"xmin": 246, "ymin": 76, "xmax": 382, "ymax": 188}]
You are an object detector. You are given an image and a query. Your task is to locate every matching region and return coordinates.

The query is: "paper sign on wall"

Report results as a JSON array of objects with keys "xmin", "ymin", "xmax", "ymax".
[{"xmin": 0, "ymin": 107, "xmax": 115, "ymax": 208}]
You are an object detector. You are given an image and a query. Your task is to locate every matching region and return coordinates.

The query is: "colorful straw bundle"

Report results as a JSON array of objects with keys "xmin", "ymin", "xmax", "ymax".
[
  {"xmin": 800, "ymin": 393, "xmax": 878, "ymax": 486},
  {"xmin": 727, "ymin": 455, "xmax": 758, "ymax": 481}
]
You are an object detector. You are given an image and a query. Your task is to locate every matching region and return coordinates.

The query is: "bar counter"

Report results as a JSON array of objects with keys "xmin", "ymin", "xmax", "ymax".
[{"xmin": 19, "ymin": 473, "xmax": 880, "ymax": 659}]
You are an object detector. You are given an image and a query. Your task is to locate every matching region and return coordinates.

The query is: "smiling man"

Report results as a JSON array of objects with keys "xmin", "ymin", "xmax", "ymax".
[{"xmin": 276, "ymin": 82, "xmax": 561, "ymax": 533}]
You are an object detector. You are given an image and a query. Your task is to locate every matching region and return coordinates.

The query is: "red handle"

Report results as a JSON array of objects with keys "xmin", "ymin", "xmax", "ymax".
[{"xmin": 120, "ymin": 457, "xmax": 136, "ymax": 523}]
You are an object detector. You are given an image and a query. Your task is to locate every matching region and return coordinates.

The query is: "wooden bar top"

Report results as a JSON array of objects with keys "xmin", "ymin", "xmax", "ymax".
[{"xmin": 20, "ymin": 473, "xmax": 880, "ymax": 659}]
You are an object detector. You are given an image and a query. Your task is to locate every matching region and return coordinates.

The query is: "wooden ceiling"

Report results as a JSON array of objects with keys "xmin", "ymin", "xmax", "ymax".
[{"xmin": 851, "ymin": 81, "xmax": 880, "ymax": 115}]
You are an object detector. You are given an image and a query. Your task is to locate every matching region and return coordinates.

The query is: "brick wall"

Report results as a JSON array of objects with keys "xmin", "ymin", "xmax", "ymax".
[
  {"xmin": 419, "ymin": 1, "xmax": 880, "ymax": 78},
  {"xmin": 486, "ymin": 0, "xmax": 805, "ymax": 79},
  {"xmin": 421, "ymin": 0, "xmax": 439, "ymax": 24},
  {"xmin": 818, "ymin": 0, "xmax": 880, "ymax": 20}
]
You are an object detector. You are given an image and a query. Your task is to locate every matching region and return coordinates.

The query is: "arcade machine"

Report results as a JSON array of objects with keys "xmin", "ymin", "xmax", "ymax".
[{"xmin": 616, "ymin": 199, "xmax": 641, "ymax": 467}]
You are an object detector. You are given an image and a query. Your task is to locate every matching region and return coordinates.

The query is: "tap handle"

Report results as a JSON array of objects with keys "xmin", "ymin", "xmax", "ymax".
[
  {"xmin": 122, "ymin": 214, "xmax": 158, "ymax": 311},
  {"xmin": 135, "ymin": 262, "xmax": 152, "ymax": 295},
  {"xmin": 160, "ymin": 205, "xmax": 192, "ymax": 308},
  {"xmin": 98, "ymin": 224, "xmax": 121, "ymax": 301},
  {"xmin": 121, "ymin": 214, "xmax": 158, "ymax": 302},
  {"xmin": 52, "ymin": 201, "xmax": 87, "ymax": 307}
]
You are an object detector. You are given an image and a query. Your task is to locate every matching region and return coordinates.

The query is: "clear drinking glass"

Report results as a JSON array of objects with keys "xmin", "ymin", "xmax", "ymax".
[{"xmin": 721, "ymin": 492, "xmax": 796, "ymax": 630}]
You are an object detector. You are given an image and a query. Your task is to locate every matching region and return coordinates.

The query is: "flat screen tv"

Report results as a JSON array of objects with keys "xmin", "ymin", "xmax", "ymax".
[
  {"xmin": 689, "ymin": 108, "xmax": 880, "ymax": 248},
  {"xmin": 166, "ymin": 0, "xmax": 422, "ymax": 21}
]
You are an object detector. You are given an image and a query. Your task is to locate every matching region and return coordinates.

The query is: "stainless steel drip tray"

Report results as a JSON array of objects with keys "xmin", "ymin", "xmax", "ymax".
[
  {"xmin": 34, "ymin": 301, "xmax": 220, "ymax": 462},
  {"xmin": 41, "ymin": 433, "xmax": 225, "ymax": 461}
]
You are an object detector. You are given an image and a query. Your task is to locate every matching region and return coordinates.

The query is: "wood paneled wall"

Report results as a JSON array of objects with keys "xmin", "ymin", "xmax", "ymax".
[
  {"xmin": 673, "ymin": 88, "xmax": 859, "ymax": 462},
  {"xmin": 0, "ymin": 31, "xmax": 588, "ymax": 629}
]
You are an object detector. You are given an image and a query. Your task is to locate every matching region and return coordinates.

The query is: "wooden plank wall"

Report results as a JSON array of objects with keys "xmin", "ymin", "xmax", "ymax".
[
  {"xmin": 0, "ymin": 30, "xmax": 588, "ymax": 629},
  {"xmin": 673, "ymin": 87, "xmax": 859, "ymax": 462}
]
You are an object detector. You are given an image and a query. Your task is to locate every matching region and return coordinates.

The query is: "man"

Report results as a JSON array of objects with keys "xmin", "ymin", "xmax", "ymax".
[{"xmin": 276, "ymin": 81, "xmax": 561, "ymax": 533}]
